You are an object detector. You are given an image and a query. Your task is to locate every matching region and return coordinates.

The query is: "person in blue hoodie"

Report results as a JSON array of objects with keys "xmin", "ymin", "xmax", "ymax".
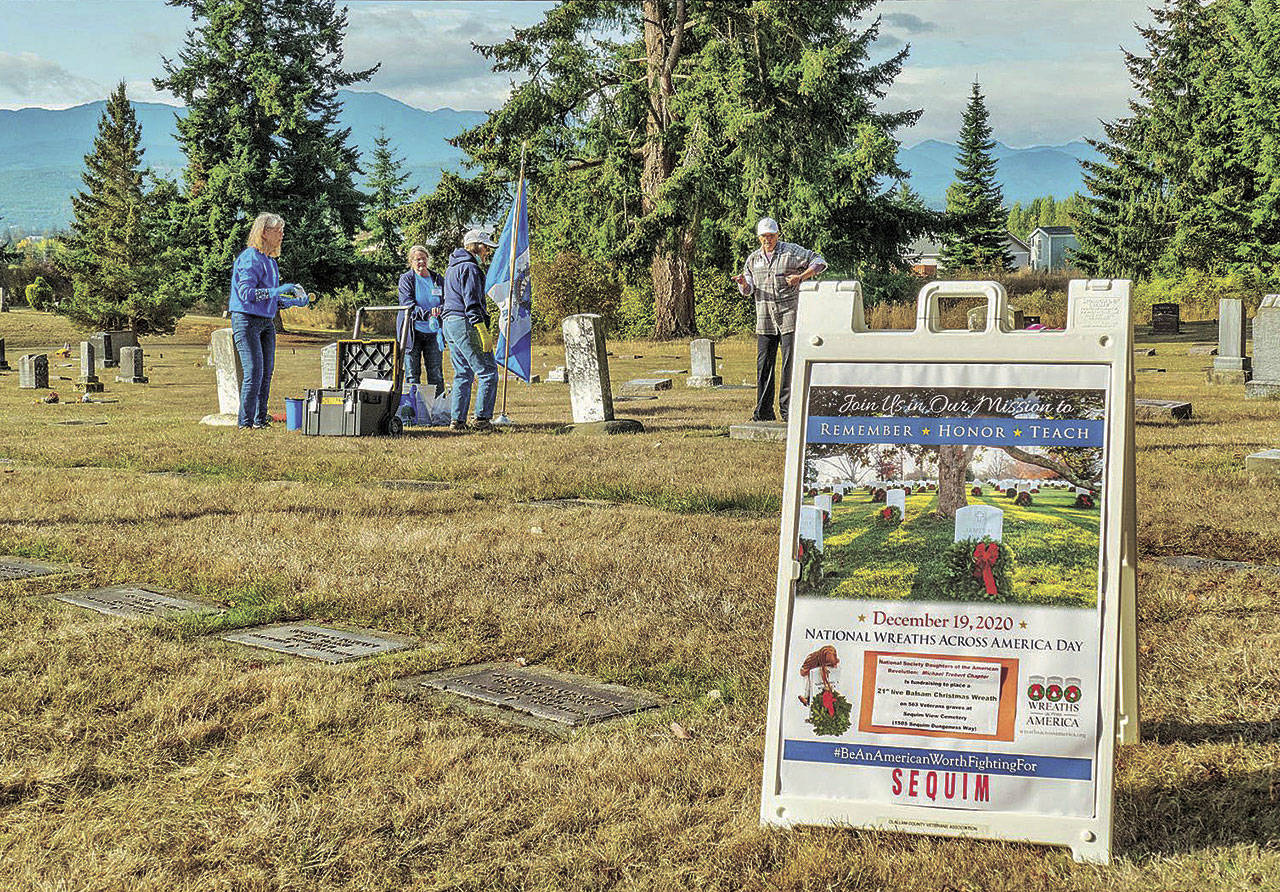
[
  {"xmin": 228, "ymin": 212, "xmax": 310, "ymax": 429},
  {"xmin": 441, "ymin": 229, "xmax": 499, "ymax": 431},
  {"xmin": 396, "ymin": 244, "xmax": 446, "ymax": 398}
]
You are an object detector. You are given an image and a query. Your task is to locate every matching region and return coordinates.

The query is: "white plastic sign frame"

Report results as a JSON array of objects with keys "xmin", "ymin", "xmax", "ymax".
[{"xmin": 759, "ymin": 278, "xmax": 1137, "ymax": 864}]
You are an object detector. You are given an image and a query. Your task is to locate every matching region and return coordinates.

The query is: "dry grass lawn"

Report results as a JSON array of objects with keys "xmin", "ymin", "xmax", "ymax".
[{"xmin": 1, "ymin": 307, "xmax": 1278, "ymax": 890}]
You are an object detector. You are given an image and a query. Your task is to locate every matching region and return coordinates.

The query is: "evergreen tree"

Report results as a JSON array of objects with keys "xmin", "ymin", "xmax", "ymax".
[
  {"xmin": 939, "ymin": 82, "xmax": 1010, "ymax": 271},
  {"xmin": 362, "ymin": 127, "xmax": 413, "ymax": 274},
  {"xmin": 401, "ymin": 0, "xmax": 935, "ymax": 339},
  {"xmin": 60, "ymin": 82, "xmax": 176, "ymax": 333},
  {"xmin": 155, "ymin": 0, "xmax": 377, "ymax": 307}
]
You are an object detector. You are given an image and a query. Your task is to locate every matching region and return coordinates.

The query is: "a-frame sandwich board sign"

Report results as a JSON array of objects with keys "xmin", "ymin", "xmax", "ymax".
[{"xmin": 760, "ymin": 278, "xmax": 1135, "ymax": 864}]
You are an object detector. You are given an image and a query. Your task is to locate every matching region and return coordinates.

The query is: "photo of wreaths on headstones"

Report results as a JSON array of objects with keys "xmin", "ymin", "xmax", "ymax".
[
  {"xmin": 798, "ymin": 537, "xmax": 824, "ymax": 590},
  {"xmin": 797, "ymin": 645, "xmax": 851, "ymax": 736}
]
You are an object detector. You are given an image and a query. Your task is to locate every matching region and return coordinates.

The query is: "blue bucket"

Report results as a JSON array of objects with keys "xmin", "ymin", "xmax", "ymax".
[{"xmin": 284, "ymin": 397, "xmax": 304, "ymax": 431}]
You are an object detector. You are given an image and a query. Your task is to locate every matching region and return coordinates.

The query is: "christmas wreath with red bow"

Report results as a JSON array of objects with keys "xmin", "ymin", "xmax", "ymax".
[
  {"xmin": 805, "ymin": 688, "xmax": 852, "ymax": 736},
  {"xmin": 877, "ymin": 505, "xmax": 902, "ymax": 525},
  {"xmin": 1015, "ymin": 491, "xmax": 1033, "ymax": 507},
  {"xmin": 941, "ymin": 537, "xmax": 1014, "ymax": 601},
  {"xmin": 871, "ymin": 487, "xmax": 886, "ymax": 503},
  {"xmin": 1074, "ymin": 493, "xmax": 1096, "ymax": 509},
  {"xmin": 971, "ymin": 485, "xmax": 982, "ymax": 497}
]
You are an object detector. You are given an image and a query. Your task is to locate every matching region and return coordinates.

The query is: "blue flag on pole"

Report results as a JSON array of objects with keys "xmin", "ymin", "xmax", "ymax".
[{"xmin": 486, "ymin": 179, "xmax": 532, "ymax": 382}]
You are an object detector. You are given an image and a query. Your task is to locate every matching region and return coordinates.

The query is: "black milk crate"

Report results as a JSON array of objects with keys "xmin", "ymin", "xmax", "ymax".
[{"xmin": 337, "ymin": 338, "xmax": 399, "ymax": 388}]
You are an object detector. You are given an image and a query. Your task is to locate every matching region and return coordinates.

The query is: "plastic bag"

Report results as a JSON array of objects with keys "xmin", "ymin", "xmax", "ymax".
[
  {"xmin": 414, "ymin": 386, "xmax": 430, "ymax": 425},
  {"xmin": 429, "ymin": 388, "xmax": 451, "ymax": 426}
]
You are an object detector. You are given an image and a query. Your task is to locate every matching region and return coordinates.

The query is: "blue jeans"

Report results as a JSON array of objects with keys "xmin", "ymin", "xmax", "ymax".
[
  {"xmin": 442, "ymin": 315, "xmax": 497, "ymax": 423},
  {"xmin": 230, "ymin": 311, "xmax": 275, "ymax": 427},
  {"xmin": 405, "ymin": 329, "xmax": 444, "ymax": 397}
]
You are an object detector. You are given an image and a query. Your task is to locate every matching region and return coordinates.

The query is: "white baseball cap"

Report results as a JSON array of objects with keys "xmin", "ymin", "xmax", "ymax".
[
  {"xmin": 756, "ymin": 217, "xmax": 780, "ymax": 235},
  {"xmin": 462, "ymin": 228, "xmax": 498, "ymax": 248}
]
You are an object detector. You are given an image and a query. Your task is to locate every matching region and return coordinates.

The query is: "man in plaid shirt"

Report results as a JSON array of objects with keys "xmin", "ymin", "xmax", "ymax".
[{"xmin": 732, "ymin": 217, "xmax": 827, "ymax": 422}]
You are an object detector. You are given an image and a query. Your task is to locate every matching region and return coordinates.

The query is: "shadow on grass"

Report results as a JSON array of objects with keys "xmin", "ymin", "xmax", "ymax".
[
  {"xmin": 1142, "ymin": 719, "xmax": 1280, "ymax": 745},
  {"xmin": 1117, "ymin": 764, "xmax": 1280, "ymax": 858}
]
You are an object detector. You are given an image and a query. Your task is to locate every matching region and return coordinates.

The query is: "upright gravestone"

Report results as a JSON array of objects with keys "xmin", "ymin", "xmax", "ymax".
[
  {"xmin": 1210, "ymin": 298, "xmax": 1250, "ymax": 384},
  {"xmin": 1151, "ymin": 302, "xmax": 1181, "ymax": 334},
  {"xmin": 0, "ymin": 286, "xmax": 8, "ymax": 312},
  {"xmin": 116, "ymin": 346, "xmax": 148, "ymax": 384},
  {"xmin": 885, "ymin": 488, "xmax": 906, "ymax": 515},
  {"xmin": 966, "ymin": 305, "xmax": 1024, "ymax": 332},
  {"xmin": 562, "ymin": 314, "xmax": 613, "ymax": 423},
  {"xmin": 687, "ymin": 338, "xmax": 722, "ymax": 388},
  {"xmin": 77, "ymin": 341, "xmax": 104, "ymax": 393},
  {"xmin": 1246, "ymin": 295, "xmax": 1280, "ymax": 398},
  {"xmin": 812, "ymin": 493, "xmax": 833, "ymax": 518},
  {"xmin": 18, "ymin": 354, "xmax": 49, "ymax": 389},
  {"xmin": 201, "ymin": 328, "xmax": 241, "ymax": 425},
  {"xmin": 320, "ymin": 342, "xmax": 338, "ymax": 388},
  {"xmin": 0, "ymin": 337, "xmax": 10, "ymax": 371},
  {"xmin": 954, "ymin": 504, "xmax": 1004, "ymax": 542},
  {"xmin": 798, "ymin": 505, "xmax": 825, "ymax": 552},
  {"xmin": 89, "ymin": 332, "xmax": 116, "ymax": 369}
]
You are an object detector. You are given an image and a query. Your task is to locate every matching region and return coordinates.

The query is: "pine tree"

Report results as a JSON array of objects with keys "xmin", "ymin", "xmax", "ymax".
[
  {"xmin": 362, "ymin": 127, "xmax": 413, "ymax": 274},
  {"xmin": 60, "ymin": 82, "xmax": 176, "ymax": 333},
  {"xmin": 402, "ymin": 0, "xmax": 936, "ymax": 339},
  {"xmin": 155, "ymin": 0, "xmax": 377, "ymax": 307},
  {"xmin": 939, "ymin": 82, "xmax": 1010, "ymax": 272}
]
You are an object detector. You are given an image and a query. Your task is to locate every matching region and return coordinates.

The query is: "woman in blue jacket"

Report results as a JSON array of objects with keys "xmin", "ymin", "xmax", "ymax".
[
  {"xmin": 396, "ymin": 244, "xmax": 446, "ymax": 397},
  {"xmin": 229, "ymin": 212, "xmax": 310, "ymax": 429}
]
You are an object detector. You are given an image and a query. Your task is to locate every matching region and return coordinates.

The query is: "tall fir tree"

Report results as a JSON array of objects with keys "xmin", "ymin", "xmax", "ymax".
[
  {"xmin": 155, "ymin": 0, "xmax": 377, "ymax": 308},
  {"xmin": 939, "ymin": 82, "xmax": 1010, "ymax": 272},
  {"xmin": 401, "ymin": 0, "xmax": 936, "ymax": 339},
  {"xmin": 60, "ymin": 82, "xmax": 177, "ymax": 332},
  {"xmin": 362, "ymin": 127, "xmax": 413, "ymax": 275}
]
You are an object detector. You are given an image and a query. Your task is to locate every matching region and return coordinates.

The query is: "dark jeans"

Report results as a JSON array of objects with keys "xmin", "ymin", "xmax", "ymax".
[
  {"xmin": 230, "ymin": 311, "xmax": 275, "ymax": 427},
  {"xmin": 405, "ymin": 330, "xmax": 444, "ymax": 397},
  {"xmin": 755, "ymin": 331, "xmax": 794, "ymax": 422}
]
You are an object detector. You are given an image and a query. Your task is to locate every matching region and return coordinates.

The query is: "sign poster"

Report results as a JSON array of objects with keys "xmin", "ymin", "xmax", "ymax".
[{"xmin": 778, "ymin": 361, "xmax": 1109, "ymax": 822}]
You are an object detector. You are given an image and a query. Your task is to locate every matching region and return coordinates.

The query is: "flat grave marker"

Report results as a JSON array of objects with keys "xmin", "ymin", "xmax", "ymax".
[
  {"xmin": 1134, "ymin": 398, "xmax": 1192, "ymax": 421},
  {"xmin": 622, "ymin": 377, "xmax": 673, "ymax": 391},
  {"xmin": 221, "ymin": 623, "xmax": 413, "ymax": 663},
  {"xmin": 0, "ymin": 556, "xmax": 78, "ymax": 581},
  {"xmin": 378, "ymin": 479, "xmax": 453, "ymax": 491},
  {"xmin": 1151, "ymin": 554, "xmax": 1280, "ymax": 577},
  {"xmin": 55, "ymin": 584, "xmax": 222, "ymax": 619},
  {"xmin": 400, "ymin": 662, "xmax": 660, "ymax": 727},
  {"xmin": 729, "ymin": 421, "xmax": 787, "ymax": 441}
]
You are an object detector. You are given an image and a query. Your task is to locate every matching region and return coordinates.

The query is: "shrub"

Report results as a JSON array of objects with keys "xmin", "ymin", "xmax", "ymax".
[
  {"xmin": 615, "ymin": 277, "xmax": 655, "ymax": 339},
  {"xmin": 531, "ymin": 250, "xmax": 623, "ymax": 337},
  {"xmin": 25, "ymin": 276, "xmax": 56, "ymax": 311},
  {"xmin": 1132, "ymin": 269, "xmax": 1271, "ymax": 323},
  {"xmin": 971, "ymin": 485, "xmax": 982, "ymax": 497}
]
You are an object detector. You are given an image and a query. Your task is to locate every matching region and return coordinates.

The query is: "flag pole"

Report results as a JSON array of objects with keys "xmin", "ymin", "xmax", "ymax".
[{"xmin": 497, "ymin": 141, "xmax": 527, "ymax": 422}]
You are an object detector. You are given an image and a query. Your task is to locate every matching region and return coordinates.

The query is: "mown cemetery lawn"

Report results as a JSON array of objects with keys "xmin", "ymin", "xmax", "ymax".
[
  {"xmin": 1, "ymin": 308, "xmax": 1279, "ymax": 890},
  {"xmin": 814, "ymin": 488, "xmax": 1099, "ymax": 606}
]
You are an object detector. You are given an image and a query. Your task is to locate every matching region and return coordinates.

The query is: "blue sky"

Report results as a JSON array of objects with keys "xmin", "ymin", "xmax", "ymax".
[{"xmin": 0, "ymin": 0, "xmax": 1154, "ymax": 146}]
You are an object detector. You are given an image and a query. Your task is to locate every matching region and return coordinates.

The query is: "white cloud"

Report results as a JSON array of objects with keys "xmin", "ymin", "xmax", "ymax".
[
  {"xmin": 343, "ymin": 3, "xmax": 553, "ymax": 111},
  {"xmin": 0, "ymin": 52, "xmax": 104, "ymax": 108}
]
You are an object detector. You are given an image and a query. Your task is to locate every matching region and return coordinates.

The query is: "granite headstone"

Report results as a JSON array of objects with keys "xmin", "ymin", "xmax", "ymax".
[
  {"xmin": 1246, "ymin": 295, "xmax": 1280, "ymax": 398},
  {"xmin": 687, "ymin": 338, "xmax": 722, "ymax": 387},
  {"xmin": 18, "ymin": 353, "xmax": 48, "ymax": 389},
  {"xmin": 115, "ymin": 346, "xmax": 148, "ymax": 383},
  {"xmin": 562, "ymin": 314, "xmax": 614, "ymax": 423},
  {"xmin": 77, "ymin": 341, "xmax": 104, "ymax": 393}
]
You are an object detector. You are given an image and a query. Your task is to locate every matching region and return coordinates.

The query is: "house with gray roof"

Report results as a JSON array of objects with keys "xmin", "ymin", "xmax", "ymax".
[{"xmin": 1028, "ymin": 226, "xmax": 1080, "ymax": 270}]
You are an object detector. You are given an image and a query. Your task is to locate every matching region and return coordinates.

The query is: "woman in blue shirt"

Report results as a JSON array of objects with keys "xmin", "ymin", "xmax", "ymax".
[
  {"xmin": 228, "ymin": 212, "xmax": 310, "ymax": 429},
  {"xmin": 396, "ymin": 244, "xmax": 446, "ymax": 397}
]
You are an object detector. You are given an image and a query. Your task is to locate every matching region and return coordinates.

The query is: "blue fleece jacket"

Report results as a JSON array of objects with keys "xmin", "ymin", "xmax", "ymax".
[
  {"xmin": 442, "ymin": 248, "xmax": 490, "ymax": 327},
  {"xmin": 228, "ymin": 247, "xmax": 308, "ymax": 317}
]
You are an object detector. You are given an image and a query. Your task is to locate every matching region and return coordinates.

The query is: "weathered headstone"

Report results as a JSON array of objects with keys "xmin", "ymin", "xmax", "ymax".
[
  {"xmin": 0, "ymin": 556, "xmax": 77, "ymax": 580},
  {"xmin": 729, "ymin": 421, "xmax": 786, "ymax": 441},
  {"xmin": 798, "ymin": 505, "xmax": 825, "ymax": 552},
  {"xmin": 813, "ymin": 493, "xmax": 833, "ymax": 517},
  {"xmin": 1134, "ymin": 398, "xmax": 1192, "ymax": 421},
  {"xmin": 547, "ymin": 366, "xmax": 568, "ymax": 383},
  {"xmin": 954, "ymin": 504, "xmax": 1004, "ymax": 542},
  {"xmin": 18, "ymin": 353, "xmax": 48, "ymax": 389},
  {"xmin": 201, "ymin": 328, "xmax": 242, "ymax": 425},
  {"xmin": 0, "ymin": 337, "xmax": 10, "ymax": 371},
  {"xmin": 885, "ymin": 488, "xmax": 906, "ymax": 514},
  {"xmin": 1209, "ymin": 297, "xmax": 1251, "ymax": 385},
  {"xmin": 622, "ymin": 377, "xmax": 672, "ymax": 391},
  {"xmin": 77, "ymin": 341, "xmax": 104, "ymax": 393},
  {"xmin": 1246, "ymin": 295, "xmax": 1280, "ymax": 398},
  {"xmin": 220, "ymin": 623, "xmax": 413, "ymax": 663},
  {"xmin": 562, "ymin": 314, "xmax": 614, "ymax": 423},
  {"xmin": 966, "ymin": 305, "xmax": 1024, "ymax": 332},
  {"xmin": 687, "ymin": 338, "xmax": 722, "ymax": 387},
  {"xmin": 320, "ymin": 342, "xmax": 338, "ymax": 388},
  {"xmin": 115, "ymin": 346, "xmax": 148, "ymax": 383},
  {"xmin": 1151, "ymin": 302, "xmax": 1181, "ymax": 334},
  {"xmin": 89, "ymin": 332, "xmax": 117, "ymax": 369},
  {"xmin": 0, "ymin": 286, "xmax": 8, "ymax": 312},
  {"xmin": 399, "ymin": 663, "xmax": 660, "ymax": 728}
]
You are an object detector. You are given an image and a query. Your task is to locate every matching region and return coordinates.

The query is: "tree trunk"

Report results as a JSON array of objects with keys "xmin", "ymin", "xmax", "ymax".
[
  {"xmin": 642, "ymin": 0, "xmax": 695, "ymax": 340},
  {"xmin": 936, "ymin": 444, "xmax": 973, "ymax": 519}
]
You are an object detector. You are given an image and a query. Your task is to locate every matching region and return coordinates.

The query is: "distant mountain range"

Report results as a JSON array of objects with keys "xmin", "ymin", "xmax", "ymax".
[{"xmin": 0, "ymin": 90, "xmax": 1099, "ymax": 233}]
